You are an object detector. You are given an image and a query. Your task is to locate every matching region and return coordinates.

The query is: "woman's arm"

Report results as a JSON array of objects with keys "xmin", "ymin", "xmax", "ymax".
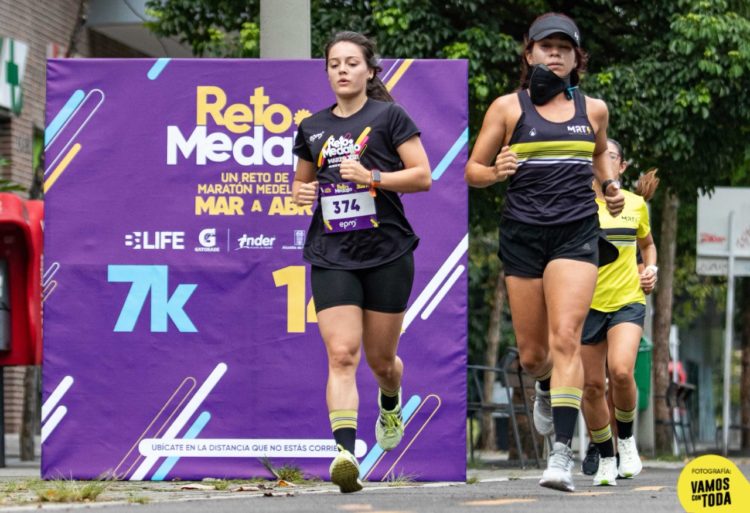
[
  {"xmin": 588, "ymin": 98, "xmax": 624, "ymax": 216},
  {"xmin": 465, "ymin": 94, "xmax": 519, "ymax": 188},
  {"xmin": 338, "ymin": 135, "xmax": 432, "ymax": 193},
  {"xmin": 637, "ymin": 233, "xmax": 658, "ymax": 294},
  {"xmin": 292, "ymin": 158, "xmax": 318, "ymax": 206}
]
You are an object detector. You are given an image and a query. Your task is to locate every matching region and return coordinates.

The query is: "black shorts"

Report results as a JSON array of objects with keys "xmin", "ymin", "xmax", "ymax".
[
  {"xmin": 499, "ymin": 214, "xmax": 600, "ymax": 278},
  {"xmin": 310, "ymin": 251, "xmax": 414, "ymax": 313},
  {"xmin": 581, "ymin": 303, "xmax": 646, "ymax": 345}
]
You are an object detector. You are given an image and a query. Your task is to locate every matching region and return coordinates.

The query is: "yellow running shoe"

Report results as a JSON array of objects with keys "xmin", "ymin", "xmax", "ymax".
[
  {"xmin": 375, "ymin": 389, "xmax": 404, "ymax": 451},
  {"xmin": 329, "ymin": 445, "xmax": 363, "ymax": 493}
]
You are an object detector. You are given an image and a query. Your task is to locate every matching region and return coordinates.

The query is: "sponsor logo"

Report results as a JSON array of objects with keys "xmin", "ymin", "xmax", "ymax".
[
  {"xmin": 567, "ymin": 125, "xmax": 592, "ymax": 135},
  {"xmin": 125, "ymin": 231, "xmax": 185, "ymax": 250},
  {"xmin": 195, "ymin": 228, "xmax": 221, "ymax": 253},
  {"xmin": 700, "ymin": 232, "xmax": 726, "ymax": 244},
  {"xmin": 282, "ymin": 229, "xmax": 306, "ymax": 250},
  {"xmin": 236, "ymin": 233, "xmax": 276, "ymax": 250},
  {"xmin": 309, "ymin": 131, "xmax": 325, "ymax": 143},
  {"xmin": 529, "ymin": 128, "xmax": 537, "ymax": 137},
  {"xmin": 167, "ymin": 86, "xmax": 305, "ymax": 167}
]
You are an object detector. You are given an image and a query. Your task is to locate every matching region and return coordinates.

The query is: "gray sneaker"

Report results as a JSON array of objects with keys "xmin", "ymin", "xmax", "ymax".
[
  {"xmin": 533, "ymin": 382, "xmax": 554, "ymax": 437},
  {"xmin": 539, "ymin": 442, "xmax": 575, "ymax": 492}
]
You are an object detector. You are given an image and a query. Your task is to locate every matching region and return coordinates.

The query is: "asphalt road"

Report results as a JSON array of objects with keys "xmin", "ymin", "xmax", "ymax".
[{"xmin": 26, "ymin": 466, "xmax": 693, "ymax": 513}]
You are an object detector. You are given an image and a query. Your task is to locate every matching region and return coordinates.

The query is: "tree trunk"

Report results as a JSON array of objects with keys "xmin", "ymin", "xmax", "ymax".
[
  {"xmin": 480, "ymin": 271, "xmax": 506, "ymax": 450},
  {"xmin": 652, "ymin": 191, "xmax": 679, "ymax": 453},
  {"xmin": 740, "ymin": 278, "xmax": 750, "ymax": 450},
  {"xmin": 20, "ymin": 366, "xmax": 39, "ymax": 461}
]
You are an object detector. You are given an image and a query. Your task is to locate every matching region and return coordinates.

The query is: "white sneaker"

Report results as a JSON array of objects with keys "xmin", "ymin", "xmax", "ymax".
[
  {"xmin": 375, "ymin": 389, "xmax": 404, "ymax": 451},
  {"xmin": 329, "ymin": 445, "xmax": 363, "ymax": 493},
  {"xmin": 539, "ymin": 442, "xmax": 575, "ymax": 492},
  {"xmin": 617, "ymin": 436, "xmax": 643, "ymax": 478},
  {"xmin": 592, "ymin": 456, "xmax": 618, "ymax": 486},
  {"xmin": 533, "ymin": 383, "xmax": 554, "ymax": 437}
]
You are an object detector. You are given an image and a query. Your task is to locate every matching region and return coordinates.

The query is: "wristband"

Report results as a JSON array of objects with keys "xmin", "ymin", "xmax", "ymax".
[
  {"xmin": 369, "ymin": 169, "xmax": 381, "ymax": 197},
  {"xmin": 646, "ymin": 264, "xmax": 658, "ymax": 275}
]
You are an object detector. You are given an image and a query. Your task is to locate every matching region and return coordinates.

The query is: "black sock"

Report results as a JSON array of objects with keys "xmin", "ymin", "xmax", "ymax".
[
  {"xmin": 551, "ymin": 387, "xmax": 582, "ymax": 446},
  {"xmin": 615, "ymin": 407, "xmax": 635, "ymax": 439},
  {"xmin": 329, "ymin": 409, "xmax": 357, "ymax": 453},
  {"xmin": 333, "ymin": 428, "xmax": 356, "ymax": 454},
  {"xmin": 590, "ymin": 424, "xmax": 616, "ymax": 458},
  {"xmin": 379, "ymin": 387, "xmax": 400, "ymax": 411},
  {"xmin": 537, "ymin": 367, "xmax": 553, "ymax": 392}
]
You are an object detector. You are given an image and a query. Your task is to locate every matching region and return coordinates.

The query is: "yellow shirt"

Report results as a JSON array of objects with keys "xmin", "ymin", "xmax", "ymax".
[{"xmin": 591, "ymin": 190, "xmax": 651, "ymax": 312}]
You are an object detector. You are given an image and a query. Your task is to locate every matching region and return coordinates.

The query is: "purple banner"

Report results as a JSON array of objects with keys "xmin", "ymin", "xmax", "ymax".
[{"xmin": 43, "ymin": 59, "xmax": 468, "ymax": 482}]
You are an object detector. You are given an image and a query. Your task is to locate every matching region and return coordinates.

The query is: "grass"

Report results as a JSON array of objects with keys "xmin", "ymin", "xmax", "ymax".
[
  {"xmin": 259, "ymin": 457, "xmax": 317, "ymax": 484},
  {"xmin": 127, "ymin": 494, "xmax": 150, "ymax": 504},
  {"xmin": 385, "ymin": 470, "xmax": 418, "ymax": 486},
  {"xmin": 32, "ymin": 480, "xmax": 109, "ymax": 503},
  {"xmin": 466, "ymin": 476, "xmax": 479, "ymax": 485}
]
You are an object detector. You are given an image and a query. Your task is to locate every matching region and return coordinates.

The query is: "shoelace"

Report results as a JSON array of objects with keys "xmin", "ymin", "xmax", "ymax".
[
  {"xmin": 548, "ymin": 448, "xmax": 571, "ymax": 470},
  {"xmin": 380, "ymin": 410, "xmax": 402, "ymax": 432}
]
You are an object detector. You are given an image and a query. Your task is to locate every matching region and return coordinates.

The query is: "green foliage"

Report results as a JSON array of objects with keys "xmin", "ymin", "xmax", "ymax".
[
  {"xmin": 145, "ymin": 0, "xmax": 750, "ymax": 362},
  {"xmin": 0, "ymin": 157, "xmax": 26, "ymax": 192},
  {"xmin": 145, "ymin": 0, "xmax": 260, "ymax": 57}
]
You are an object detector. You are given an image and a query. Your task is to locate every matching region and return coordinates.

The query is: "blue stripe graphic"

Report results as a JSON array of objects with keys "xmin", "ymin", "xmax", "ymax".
[
  {"xmin": 45, "ymin": 89, "xmax": 85, "ymax": 146},
  {"xmin": 148, "ymin": 58, "xmax": 171, "ymax": 80},
  {"xmin": 358, "ymin": 395, "xmax": 421, "ymax": 478},
  {"xmin": 151, "ymin": 411, "xmax": 211, "ymax": 481},
  {"xmin": 432, "ymin": 128, "xmax": 469, "ymax": 180}
]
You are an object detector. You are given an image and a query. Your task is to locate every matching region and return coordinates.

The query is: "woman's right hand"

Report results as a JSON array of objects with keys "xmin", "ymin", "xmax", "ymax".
[
  {"xmin": 493, "ymin": 146, "xmax": 517, "ymax": 183},
  {"xmin": 293, "ymin": 180, "xmax": 319, "ymax": 206}
]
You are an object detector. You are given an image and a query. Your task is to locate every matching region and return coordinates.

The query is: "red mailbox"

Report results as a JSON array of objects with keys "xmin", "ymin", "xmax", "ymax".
[{"xmin": 0, "ymin": 193, "xmax": 42, "ymax": 366}]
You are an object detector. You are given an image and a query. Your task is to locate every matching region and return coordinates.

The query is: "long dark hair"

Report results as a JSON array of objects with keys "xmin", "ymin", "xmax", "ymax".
[
  {"xmin": 324, "ymin": 31, "xmax": 394, "ymax": 102},
  {"xmin": 518, "ymin": 13, "xmax": 589, "ymax": 89}
]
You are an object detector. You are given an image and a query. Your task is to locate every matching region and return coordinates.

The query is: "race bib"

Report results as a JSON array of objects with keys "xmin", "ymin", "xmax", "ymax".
[{"xmin": 319, "ymin": 182, "xmax": 379, "ymax": 233}]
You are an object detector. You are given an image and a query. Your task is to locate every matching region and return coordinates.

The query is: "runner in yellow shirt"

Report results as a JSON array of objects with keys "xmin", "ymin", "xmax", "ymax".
[{"xmin": 580, "ymin": 139, "xmax": 657, "ymax": 486}]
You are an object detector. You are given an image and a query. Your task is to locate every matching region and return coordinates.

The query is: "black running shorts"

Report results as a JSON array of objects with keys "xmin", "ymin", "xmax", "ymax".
[
  {"xmin": 581, "ymin": 303, "xmax": 646, "ymax": 345},
  {"xmin": 499, "ymin": 214, "xmax": 600, "ymax": 278},
  {"xmin": 310, "ymin": 251, "xmax": 414, "ymax": 313}
]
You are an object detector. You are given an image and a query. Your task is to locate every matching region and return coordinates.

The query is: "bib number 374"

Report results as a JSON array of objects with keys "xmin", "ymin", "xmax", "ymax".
[{"xmin": 320, "ymin": 182, "xmax": 378, "ymax": 233}]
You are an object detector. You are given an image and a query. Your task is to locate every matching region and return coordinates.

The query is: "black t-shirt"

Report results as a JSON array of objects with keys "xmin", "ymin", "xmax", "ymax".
[{"xmin": 293, "ymin": 99, "xmax": 421, "ymax": 269}]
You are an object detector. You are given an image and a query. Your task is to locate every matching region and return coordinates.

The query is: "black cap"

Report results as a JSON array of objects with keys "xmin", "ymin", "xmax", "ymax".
[{"xmin": 528, "ymin": 14, "xmax": 581, "ymax": 47}]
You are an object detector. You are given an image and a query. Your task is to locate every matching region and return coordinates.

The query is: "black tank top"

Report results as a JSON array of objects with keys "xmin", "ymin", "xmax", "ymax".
[{"xmin": 503, "ymin": 89, "xmax": 597, "ymax": 226}]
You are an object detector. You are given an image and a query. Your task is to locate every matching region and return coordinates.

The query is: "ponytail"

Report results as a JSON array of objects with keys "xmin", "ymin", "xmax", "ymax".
[
  {"xmin": 366, "ymin": 75, "xmax": 394, "ymax": 102},
  {"xmin": 635, "ymin": 168, "xmax": 660, "ymax": 201}
]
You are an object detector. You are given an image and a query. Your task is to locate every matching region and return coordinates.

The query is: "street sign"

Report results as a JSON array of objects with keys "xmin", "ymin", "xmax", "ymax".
[{"xmin": 696, "ymin": 187, "xmax": 750, "ymax": 276}]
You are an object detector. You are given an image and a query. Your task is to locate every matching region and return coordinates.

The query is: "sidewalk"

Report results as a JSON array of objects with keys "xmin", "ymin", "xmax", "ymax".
[{"xmin": 0, "ymin": 436, "xmax": 702, "ymax": 509}]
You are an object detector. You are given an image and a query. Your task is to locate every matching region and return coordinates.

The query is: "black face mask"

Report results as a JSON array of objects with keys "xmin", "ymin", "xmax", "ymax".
[{"xmin": 528, "ymin": 64, "xmax": 578, "ymax": 105}]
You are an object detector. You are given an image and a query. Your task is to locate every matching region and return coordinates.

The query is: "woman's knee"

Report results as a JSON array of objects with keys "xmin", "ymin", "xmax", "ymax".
[
  {"xmin": 328, "ymin": 343, "xmax": 360, "ymax": 372},
  {"xmin": 609, "ymin": 366, "xmax": 635, "ymax": 389},
  {"xmin": 518, "ymin": 345, "xmax": 548, "ymax": 375},
  {"xmin": 367, "ymin": 354, "xmax": 397, "ymax": 379},
  {"xmin": 583, "ymin": 380, "xmax": 606, "ymax": 401},
  {"xmin": 548, "ymin": 326, "xmax": 582, "ymax": 358}
]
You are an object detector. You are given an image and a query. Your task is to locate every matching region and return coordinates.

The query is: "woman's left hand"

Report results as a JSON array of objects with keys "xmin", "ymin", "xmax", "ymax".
[
  {"xmin": 604, "ymin": 186, "xmax": 625, "ymax": 217},
  {"xmin": 640, "ymin": 266, "xmax": 658, "ymax": 295},
  {"xmin": 339, "ymin": 159, "xmax": 371, "ymax": 185}
]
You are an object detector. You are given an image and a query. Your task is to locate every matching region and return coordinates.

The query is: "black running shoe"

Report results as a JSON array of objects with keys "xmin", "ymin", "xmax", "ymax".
[{"xmin": 582, "ymin": 442, "xmax": 600, "ymax": 476}]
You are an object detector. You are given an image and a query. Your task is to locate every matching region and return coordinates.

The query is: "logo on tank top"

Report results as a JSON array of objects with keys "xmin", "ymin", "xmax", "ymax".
[
  {"xmin": 567, "ymin": 125, "xmax": 592, "ymax": 135},
  {"xmin": 317, "ymin": 127, "xmax": 371, "ymax": 168},
  {"xmin": 529, "ymin": 128, "xmax": 537, "ymax": 137}
]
